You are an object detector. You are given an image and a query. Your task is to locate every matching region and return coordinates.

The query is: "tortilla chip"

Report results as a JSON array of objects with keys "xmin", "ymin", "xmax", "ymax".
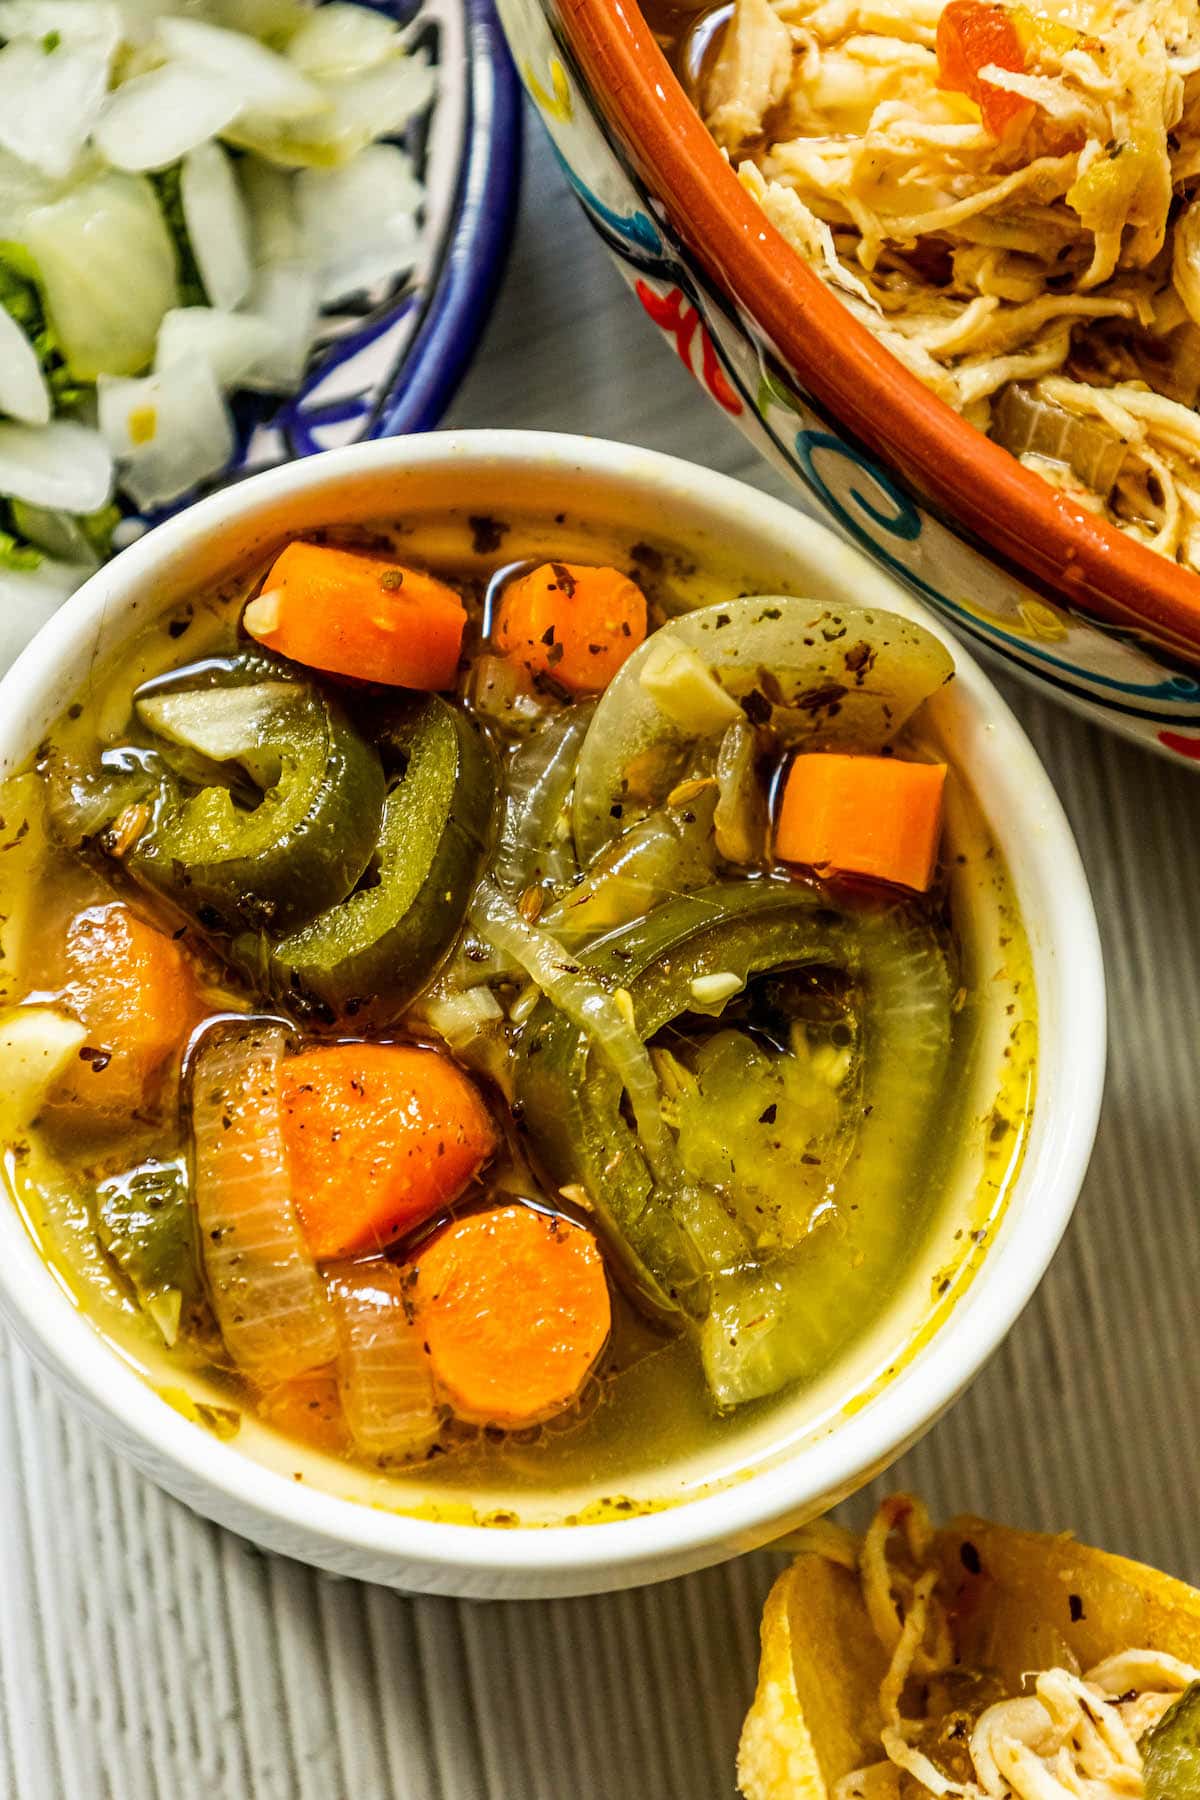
[
  {"xmin": 935, "ymin": 1515, "xmax": 1200, "ymax": 1683},
  {"xmin": 738, "ymin": 1554, "xmax": 887, "ymax": 1800},
  {"xmin": 739, "ymin": 1511, "xmax": 1200, "ymax": 1798}
]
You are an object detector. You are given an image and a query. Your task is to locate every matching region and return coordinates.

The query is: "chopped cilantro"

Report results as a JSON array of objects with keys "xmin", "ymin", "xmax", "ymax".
[{"xmin": 41, "ymin": 29, "xmax": 61, "ymax": 52}]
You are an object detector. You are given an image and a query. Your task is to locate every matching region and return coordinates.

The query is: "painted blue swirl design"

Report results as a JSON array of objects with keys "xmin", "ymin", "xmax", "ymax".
[{"xmin": 794, "ymin": 429, "xmax": 1200, "ymax": 713}]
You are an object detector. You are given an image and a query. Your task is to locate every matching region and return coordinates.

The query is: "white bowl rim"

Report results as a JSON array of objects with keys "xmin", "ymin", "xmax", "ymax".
[{"xmin": 0, "ymin": 429, "xmax": 1106, "ymax": 1586}]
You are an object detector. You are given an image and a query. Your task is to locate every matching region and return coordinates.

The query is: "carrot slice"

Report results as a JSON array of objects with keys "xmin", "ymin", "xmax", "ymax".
[
  {"xmin": 245, "ymin": 541, "xmax": 467, "ymax": 690},
  {"xmin": 775, "ymin": 754, "xmax": 947, "ymax": 892},
  {"xmin": 281, "ymin": 1043, "xmax": 495, "ymax": 1263},
  {"xmin": 494, "ymin": 562, "xmax": 647, "ymax": 695},
  {"xmin": 51, "ymin": 902, "xmax": 195, "ymax": 1118},
  {"xmin": 414, "ymin": 1204, "xmax": 611, "ymax": 1428}
]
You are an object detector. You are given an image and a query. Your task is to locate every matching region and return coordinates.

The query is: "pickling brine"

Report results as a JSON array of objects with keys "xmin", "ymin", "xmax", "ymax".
[{"xmin": 0, "ymin": 507, "xmax": 1036, "ymax": 1524}]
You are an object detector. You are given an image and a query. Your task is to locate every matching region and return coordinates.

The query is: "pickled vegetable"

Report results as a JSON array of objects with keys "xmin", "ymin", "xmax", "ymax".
[
  {"xmin": 95, "ymin": 1156, "xmax": 212, "ymax": 1348},
  {"xmin": 1143, "ymin": 1683, "xmax": 1200, "ymax": 1798},
  {"xmin": 264, "ymin": 696, "xmax": 495, "ymax": 1022},
  {"xmin": 572, "ymin": 598, "xmax": 954, "ymax": 865},
  {"xmin": 129, "ymin": 652, "xmax": 386, "ymax": 935}
]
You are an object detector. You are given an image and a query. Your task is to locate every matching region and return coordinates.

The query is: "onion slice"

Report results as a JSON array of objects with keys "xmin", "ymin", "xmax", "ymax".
[
  {"xmin": 296, "ymin": 144, "xmax": 422, "ymax": 304},
  {"xmin": 98, "ymin": 356, "xmax": 233, "ymax": 508},
  {"xmin": 0, "ymin": 418, "xmax": 113, "ymax": 512},
  {"xmin": 325, "ymin": 1261, "xmax": 440, "ymax": 1460},
  {"xmin": 191, "ymin": 1022, "xmax": 337, "ymax": 1386},
  {"xmin": 0, "ymin": 32, "xmax": 114, "ymax": 179},
  {"xmin": 180, "ymin": 141, "xmax": 253, "ymax": 312},
  {"xmin": 94, "ymin": 62, "xmax": 245, "ymax": 172},
  {"xmin": 157, "ymin": 16, "xmax": 329, "ymax": 121},
  {"xmin": 0, "ymin": 307, "xmax": 50, "ymax": 426}
]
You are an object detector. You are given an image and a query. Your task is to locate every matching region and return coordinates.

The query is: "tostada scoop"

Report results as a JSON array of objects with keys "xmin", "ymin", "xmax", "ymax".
[{"xmin": 740, "ymin": 1494, "xmax": 1200, "ymax": 1799}]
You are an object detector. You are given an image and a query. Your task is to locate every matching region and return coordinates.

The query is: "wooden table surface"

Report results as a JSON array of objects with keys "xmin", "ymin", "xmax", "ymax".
[{"xmin": 3, "ymin": 109, "xmax": 1200, "ymax": 1800}]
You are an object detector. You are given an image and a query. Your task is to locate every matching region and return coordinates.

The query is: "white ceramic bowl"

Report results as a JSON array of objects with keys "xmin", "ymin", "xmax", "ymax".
[{"xmin": 0, "ymin": 431, "xmax": 1105, "ymax": 1600}]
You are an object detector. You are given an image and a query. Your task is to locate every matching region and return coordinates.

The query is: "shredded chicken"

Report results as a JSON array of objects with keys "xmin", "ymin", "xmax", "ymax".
[
  {"xmin": 699, "ymin": 0, "xmax": 1200, "ymax": 571},
  {"xmin": 829, "ymin": 1497, "xmax": 1200, "ymax": 1800}
]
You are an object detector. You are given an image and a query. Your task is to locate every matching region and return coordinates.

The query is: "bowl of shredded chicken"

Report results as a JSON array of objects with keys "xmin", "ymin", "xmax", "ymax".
[{"xmin": 498, "ymin": 0, "xmax": 1200, "ymax": 761}]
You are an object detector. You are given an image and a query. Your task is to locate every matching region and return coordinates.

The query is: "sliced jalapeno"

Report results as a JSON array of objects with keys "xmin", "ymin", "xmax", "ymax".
[
  {"xmin": 127, "ymin": 652, "xmax": 386, "ymax": 935},
  {"xmin": 262, "ymin": 696, "xmax": 496, "ymax": 1025}
]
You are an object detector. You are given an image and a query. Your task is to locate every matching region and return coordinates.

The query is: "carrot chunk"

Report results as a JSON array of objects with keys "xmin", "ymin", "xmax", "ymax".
[
  {"xmin": 281, "ymin": 1043, "xmax": 495, "ymax": 1263},
  {"xmin": 936, "ymin": 0, "xmax": 1035, "ymax": 138},
  {"xmin": 495, "ymin": 562, "xmax": 647, "ymax": 694},
  {"xmin": 775, "ymin": 754, "xmax": 947, "ymax": 892},
  {"xmin": 245, "ymin": 542, "xmax": 467, "ymax": 690},
  {"xmin": 52, "ymin": 903, "xmax": 195, "ymax": 1117},
  {"xmin": 414, "ymin": 1205, "xmax": 611, "ymax": 1428}
]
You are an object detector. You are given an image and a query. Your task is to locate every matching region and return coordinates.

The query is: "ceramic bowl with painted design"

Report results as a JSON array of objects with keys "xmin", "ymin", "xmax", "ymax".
[{"xmin": 496, "ymin": 0, "xmax": 1200, "ymax": 765}]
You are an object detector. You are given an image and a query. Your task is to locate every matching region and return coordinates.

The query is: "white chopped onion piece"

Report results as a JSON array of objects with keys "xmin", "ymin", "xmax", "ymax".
[
  {"xmin": 0, "ymin": 0, "xmax": 122, "ymax": 50},
  {"xmin": 22, "ymin": 169, "xmax": 178, "ymax": 379},
  {"xmin": 192, "ymin": 1024, "xmax": 337, "ymax": 1386},
  {"xmin": 0, "ymin": 555, "xmax": 89, "ymax": 665},
  {"xmin": 98, "ymin": 356, "xmax": 233, "ymax": 508},
  {"xmin": 0, "ymin": 307, "xmax": 50, "ymax": 426},
  {"xmin": 0, "ymin": 418, "xmax": 113, "ymax": 511},
  {"xmin": 180, "ymin": 141, "xmax": 253, "ymax": 311},
  {"xmin": 326, "ymin": 1262, "xmax": 441, "ymax": 1461},
  {"xmin": 0, "ymin": 146, "xmax": 58, "ymax": 237},
  {"xmin": 286, "ymin": 4, "xmax": 400, "ymax": 79},
  {"xmin": 297, "ymin": 144, "xmax": 421, "ymax": 304},
  {"xmin": 239, "ymin": 263, "xmax": 319, "ymax": 391},
  {"xmin": 227, "ymin": 49, "xmax": 435, "ymax": 168},
  {"xmin": 154, "ymin": 306, "xmax": 285, "ymax": 391},
  {"xmin": 95, "ymin": 61, "xmax": 245, "ymax": 173},
  {"xmin": 157, "ymin": 16, "xmax": 329, "ymax": 121},
  {"xmin": 0, "ymin": 33, "xmax": 114, "ymax": 180},
  {"xmin": 239, "ymin": 154, "xmax": 304, "ymax": 265}
]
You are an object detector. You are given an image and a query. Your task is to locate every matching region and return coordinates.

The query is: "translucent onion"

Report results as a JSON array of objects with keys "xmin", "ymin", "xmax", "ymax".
[
  {"xmin": 192, "ymin": 1023, "xmax": 337, "ymax": 1386},
  {"xmin": 22, "ymin": 169, "xmax": 178, "ymax": 379},
  {"xmin": 156, "ymin": 17, "xmax": 329, "ymax": 121},
  {"xmin": 154, "ymin": 307, "xmax": 285, "ymax": 392},
  {"xmin": 713, "ymin": 719, "xmax": 768, "ymax": 865},
  {"xmin": 0, "ymin": 418, "xmax": 113, "ymax": 513},
  {"xmin": 325, "ymin": 1260, "xmax": 440, "ymax": 1461},
  {"xmin": 180, "ymin": 141, "xmax": 253, "ymax": 311},
  {"xmin": 94, "ymin": 62, "xmax": 245, "ymax": 172},
  {"xmin": 0, "ymin": 32, "xmax": 114, "ymax": 179},
  {"xmin": 0, "ymin": 306, "xmax": 50, "ymax": 427},
  {"xmin": 468, "ymin": 876, "xmax": 682, "ymax": 1191},
  {"xmin": 98, "ymin": 355, "xmax": 233, "ymax": 508},
  {"xmin": 286, "ymin": 4, "xmax": 400, "ymax": 80},
  {"xmin": 573, "ymin": 597, "xmax": 954, "ymax": 867},
  {"xmin": 296, "ymin": 144, "xmax": 422, "ymax": 303},
  {"xmin": 540, "ymin": 793, "xmax": 718, "ymax": 948},
  {"xmin": 494, "ymin": 702, "xmax": 594, "ymax": 898}
]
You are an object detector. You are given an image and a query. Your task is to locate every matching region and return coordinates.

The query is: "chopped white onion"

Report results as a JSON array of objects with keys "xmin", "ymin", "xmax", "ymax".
[
  {"xmin": 0, "ymin": 1006, "xmax": 88, "ymax": 1131},
  {"xmin": 0, "ymin": 418, "xmax": 113, "ymax": 511},
  {"xmin": 239, "ymin": 154, "xmax": 305, "ymax": 264},
  {"xmin": 0, "ymin": 33, "xmax": 115, "ymax": 180},
  {"xmin": 313, "ymin": 51, "xmax": 436, "ymax": 160},
  {"xmin": 98, "ymin": 356, "xmax": 233, "ymax": 508},
  {"xmin": 22, "ymin": 169, "xmax": 178, "ymax": 379},
  {"xmin": 239, "ymin": 263, "xmax": 319, "ymax": 391},
  {"xmin": 286, "ymin": 4, "xmax": 399, "ymax": 79},
  {"xmin": 157, "ymin": 16, "xmax": 329, "ymax": 121},
  {"xmin": 154, "ymin": 306, "xmax": 285, "ymax": 391},
  {"xmin": 0, "ymin": 307, "xmax": 50, "ymax": 426},
  {"xmin": 94, "ymin": 61, "xmax": 245, "ymax": 173},
  {"xmin": 0, "ymin": 556, "xmax": 90, "ymax": 667},
  {"xmin": 297, "ymin": 144, "xmax": 421, "ymax": 304},
  {"xmin": 180, "ymin": 141, "xmax": 253, "ymax": 311},
  {"xmin": 0, "ymin": 0, "xmax": 122, "ymax": 50}
]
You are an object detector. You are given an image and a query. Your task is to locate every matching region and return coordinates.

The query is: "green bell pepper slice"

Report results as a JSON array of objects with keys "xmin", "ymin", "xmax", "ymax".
[
  {"xmin": 128, "ymin": 652, "xmax": 387, "ymax": 936},
  {"xmin": 262, "ymin": 695, "xmax": 496, "ymax": 1026}
]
